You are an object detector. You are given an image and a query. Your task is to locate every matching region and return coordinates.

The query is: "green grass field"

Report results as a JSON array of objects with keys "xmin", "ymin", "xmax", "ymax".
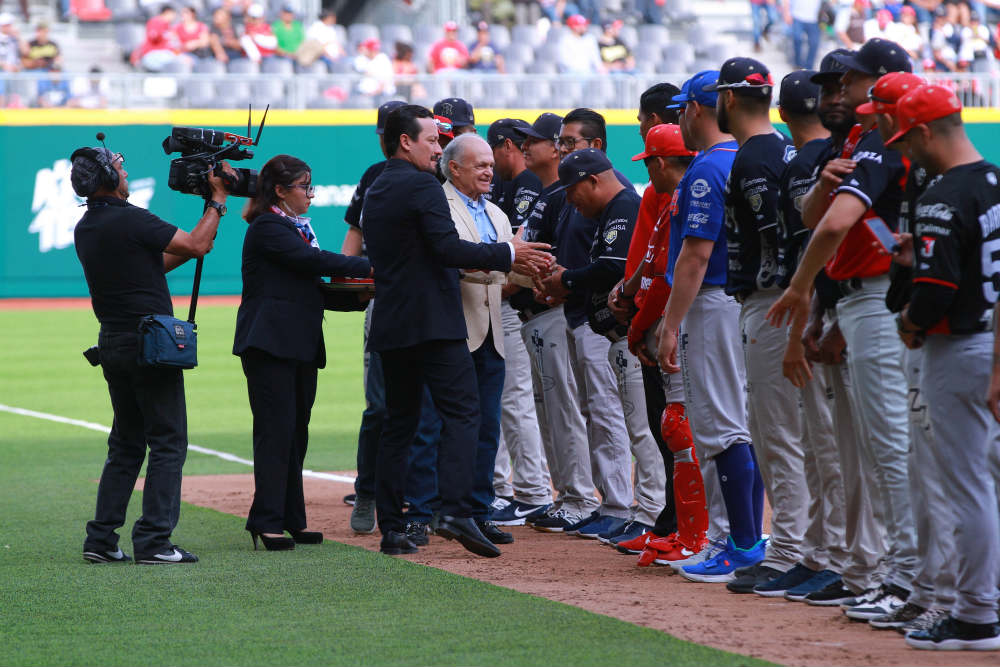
[{"xmin": 0, "ymin": 304, "xmax": 772, "ymax": 666}]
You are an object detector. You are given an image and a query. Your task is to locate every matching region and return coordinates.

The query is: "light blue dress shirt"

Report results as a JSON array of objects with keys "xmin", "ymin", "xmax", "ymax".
[{"xmin": 455, "ymin": 188, "xmax": 497, "ymax": 243}]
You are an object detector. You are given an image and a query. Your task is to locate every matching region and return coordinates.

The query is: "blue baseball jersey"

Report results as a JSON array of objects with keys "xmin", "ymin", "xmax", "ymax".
[{"xmin": 665, "ymin": 141, "xmax": 738, "ymax": 287}]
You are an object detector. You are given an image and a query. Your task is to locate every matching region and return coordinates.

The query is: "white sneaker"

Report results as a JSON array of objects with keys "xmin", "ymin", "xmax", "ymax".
[{"xmin": 666, "ymin": 538, "xmax": 725, "ymax": 571}]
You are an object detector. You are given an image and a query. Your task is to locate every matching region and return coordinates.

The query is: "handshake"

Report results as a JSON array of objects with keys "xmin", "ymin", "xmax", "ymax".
[{"xmin": 510, "ymin": 235, "xmax": 556, "ymax": 278}]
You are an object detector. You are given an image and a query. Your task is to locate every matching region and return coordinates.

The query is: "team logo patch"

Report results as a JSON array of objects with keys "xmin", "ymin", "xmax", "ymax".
[
  {"xmin": 440, "ymin": 102, "xmax": 454, "ymax": 117},
  {"xmin": 516, "ymin": 198, "xmax": 531, "ymax": 214},
  {"xmin": 749, "ymin": 193, "xmax": 763, "ymax": 212},
  {"xmin": 690, "ymin": 179, "xmax": 711, "ymax": 198},
  {"xmin": 989, "ymin": 172, "xmax": 998, "ymax": 186},
  {"xmin": 605, "ymin": 229, "xmax": 618, "ymax": 244},
  {"xmin": 920, "ymin": 236, "xmax": 936, "ymax": 258},
  {"xmin": 793, "ymin": 194, "xmax": 804, "ymax": 213},
  {"xmin": 783, "ymin": 144, "xmax": 797, "ymax": 163},
  {"xmin": 174, "ymin": 324, "xmax": 186, "ymax": 338}
]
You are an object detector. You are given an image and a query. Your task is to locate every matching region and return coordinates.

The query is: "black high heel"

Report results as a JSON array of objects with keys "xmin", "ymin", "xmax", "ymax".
[
  {"xmin": 289, "ymin": 530, "xmax": 323, "ymax": 544},
  {"xmin": 250, "ymin": 531, "xmax": 295, "ymax": 551}
]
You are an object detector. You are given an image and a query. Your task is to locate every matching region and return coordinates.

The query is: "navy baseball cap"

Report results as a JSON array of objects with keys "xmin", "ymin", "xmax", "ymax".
[
  {"xmin": 703, "ymin": 57, "xmax": 773, "ymax": 98},
  {"xmin": 487, "ymin": 118, "xmax": 531, "ymax": 148},
  {"xmin": 515, "ymin": 112, "xmax": 563, "ymax": 142},
  {"xmin": 779, "ymin": 70, "xmax": 820, "ymax": 114},
  {"xmin": 830, "ymin": 38, "xmax": 912, "ymax": 77},
  {"xmin": 810, "ymin": 48, "xmax": 853, "ymax": 85},
  {"xmin": 433, "ymin": 98, "xmax": 475, "ymax": 127},
  {"xmin": 552, "ymin": 148, "xmax": 612, "ymax": 193},
  {"xmin": 668, "ymin": 70, "xmax": 721, "ymax": 109},
  {"xmin": 375, "ymin": 100, "xmax": 406, "ymax": 135}
]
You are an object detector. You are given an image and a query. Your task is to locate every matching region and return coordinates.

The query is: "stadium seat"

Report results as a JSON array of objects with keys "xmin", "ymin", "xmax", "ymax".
[
  {"xmin": 458, "ymin": 25, "xmax": 476, "ymax": 44},
  {"xmin": 503, "ymin": 60, "xmax": 526, "ymax": 75},
  {"xmin": 114, "ymin": 22, "xmax": 145, "ymax": 58},
  {"xmin": 511, "ymin": 24, "xmax": 542, "ymax": 48},
  {"xmin": 534, "ymin": 41, "xmax": 560, "ymax": 63},
  {"xmin": 380, "ymin": 24, "xmax": 413, "ymax": 48},
  {"xmin": 296, "ymin": 60, "xmax": 329, "ymax": 75},
  {"xmin": 412, "ymin": 24, "xmax": 443, "ymax": 45},
  {"xmin": 227, "ymin": 58, "xmax": 260, "ymax": 74},
  {"xmin": 221, "ymin": 80, "xmax": 253, "ymax": 108},
  {"xmin": 526, "ymin": 61, "xmax": 557, "ymax": 75},
  {"xmin": 183, "ymin": 78, "xmax": 216, "ymax": 108},
  {"xmin": 634, "ymin": 42, "xmax": 662, "ymax": 64},
  {"xmin": 193, "ymin": 58, "xmax": 225, "ymax": 75},
  {"xmin": 484, "ymin": 79, "xmax": 518, "ymax": 107},
  {"xmin": 421, "ymin": 78, "xmax": 451, "ymax": 102},
  {"xmin": 106, "ymin": 0, "xmax": 142, "ymax": 22},
  {"xmin": 261, "ymin": 57, "xmax": 294, "ymax": 75},
  {"xmin": 618, "ymin": 24, "xmax": 638, "ymax": 50},
  {"xmin": 347, "ymin": 23, "xmax": 380, "ymax": 49},
  {"xmin": 686, "ymin": 24, "xmax": 710, "ymax": 46},
  {"xmin": 635, "ymin": 60, "xmax": 657, "ymax": 74},
  {"xmin": 698, "ymin": 41, "xmax": 734, "ymax": 63},
  {"xmin": 488, "ymin": 24, "xmax": 510, "ymax": 51},
  {"xmin": 638, "ymin": 24, "xmax": 669, "ymax": 46},
  {"xmin": 161, "ymin": 58, "xmax": 192, "ymax": 74},
  {"xmin": 252, "ymin": 78, "xmax": 286, "ymax": 106},
  {"xmin": 504, "ymin": 42, "xmax": 535, "ymax": 65},
  {"xmin": 662, "ymin": 42, "xmax": 695, "ymax": 70},
  {"xmin": 70, "ymin": 0, "xmax": 112, "ymax": 21},
  {"xmin": 329, "ymin": 58, "xmax": 353, "ymax": 73},
  {"xmin": 584, "ymin": 77, "xmax": 617, "ymax": 108},
  {"xmin": 517, "ymin": 79, "xmax": 552, "ymax": 108},
  {"xmin": 552, "ymin": 79, "xmax": 584, "ymax": 108}
]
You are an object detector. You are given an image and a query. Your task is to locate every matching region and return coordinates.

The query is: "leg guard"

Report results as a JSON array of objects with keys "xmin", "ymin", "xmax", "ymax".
[{"xmin": 661, "ymin": 403, "xmax": 708, "ymax": 549}]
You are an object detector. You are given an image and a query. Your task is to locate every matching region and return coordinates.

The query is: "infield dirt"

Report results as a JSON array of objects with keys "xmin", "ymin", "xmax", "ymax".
[{"xmin": 174, "ymin": 473, "xmax": 996, "ymax": 667}]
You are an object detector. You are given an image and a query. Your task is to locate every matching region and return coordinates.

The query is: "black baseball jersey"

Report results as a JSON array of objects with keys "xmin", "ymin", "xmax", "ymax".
[
  {"xmin": 344, "ymin": 160, "xmax": 387, "ymax": 229},
  {"xmin": 910, "ymin": 160, "xmax": 1000, "ymax": 334},
  {"xmin": 834, "ymin": 128, "xmax": 906, "ymax": 231},
  {"xmin": 777, "ymin": 137, "xmax": 828, "ymax": 288},
  {"xmin": 886, "ymin": 163, "xmax": 934, "ymax": 313},
  {"xmin": 510, "ymin": 181, "xmax": 565, "ymax": 316},
  {"xmin": 725, "ymin": 130, "xmax": 796, "ymax": 296},
  {"xmin": 502, "ymin": 168, "xmax": 542, "ymax": 232},
  {"xmin": 486, "ymin": 173, "xmax": 509, "ymax": 206}
]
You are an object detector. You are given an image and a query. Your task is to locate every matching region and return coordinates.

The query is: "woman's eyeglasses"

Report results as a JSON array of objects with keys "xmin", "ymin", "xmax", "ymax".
[{"xmin": 289, "ymin": 184, "xmax": 316, "ymax": 196}]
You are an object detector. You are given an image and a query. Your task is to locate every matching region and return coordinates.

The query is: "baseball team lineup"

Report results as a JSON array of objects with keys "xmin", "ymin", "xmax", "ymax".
[{"xmin": 72, "ymin": 33, "xmax": 999, "ymax": 656}]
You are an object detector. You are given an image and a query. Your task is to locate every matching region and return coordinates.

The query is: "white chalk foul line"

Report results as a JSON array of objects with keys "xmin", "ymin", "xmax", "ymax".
[{"xmin": 0, "ymin": 403, "xmax": 355, "ymax": 484}]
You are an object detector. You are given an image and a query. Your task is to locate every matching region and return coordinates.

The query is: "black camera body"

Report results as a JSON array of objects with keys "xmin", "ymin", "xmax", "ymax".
[{"xmin": 162, "ymin": 126, "xmax": 258, "ymax": 198}]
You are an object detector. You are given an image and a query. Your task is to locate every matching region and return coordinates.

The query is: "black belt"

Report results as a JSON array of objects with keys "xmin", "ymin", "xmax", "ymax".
[
  {"xmin": 838, "ymin": 277, "xmax": 865, "ymax": 297},
  {"xmin": 733, "ymin": 289, "xmax": 753, "ymax": 305}
]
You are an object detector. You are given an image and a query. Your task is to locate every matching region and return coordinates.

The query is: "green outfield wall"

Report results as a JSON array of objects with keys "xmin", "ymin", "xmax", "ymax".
[{"xmin": 3, "ymin": 108, "xmax": 999, "ymax": 298}]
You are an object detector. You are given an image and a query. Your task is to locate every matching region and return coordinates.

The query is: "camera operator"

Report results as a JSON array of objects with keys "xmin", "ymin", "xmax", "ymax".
[{"xmin": 73, "ymin": 144, "xmax": 231, "ymax": 565}]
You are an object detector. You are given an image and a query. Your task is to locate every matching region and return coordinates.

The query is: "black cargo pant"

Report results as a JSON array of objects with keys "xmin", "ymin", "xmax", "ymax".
[{"xmin": 84, "ymin": 329, "xmax": 188, "ymax": 558}]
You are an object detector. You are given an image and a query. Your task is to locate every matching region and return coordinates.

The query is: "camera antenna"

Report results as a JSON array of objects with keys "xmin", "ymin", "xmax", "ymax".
[{"xmin": 253, "ymin": 104, "xmax": 269, "ymax": 146}]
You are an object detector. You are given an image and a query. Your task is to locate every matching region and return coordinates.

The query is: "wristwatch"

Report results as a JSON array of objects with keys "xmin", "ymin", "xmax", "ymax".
[{"xmin": 206, "ymin": 200, "xmax": 227, "ymax": 217}]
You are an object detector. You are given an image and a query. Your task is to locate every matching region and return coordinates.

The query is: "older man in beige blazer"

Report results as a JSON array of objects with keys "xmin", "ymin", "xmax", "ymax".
[{"xmin": 440, "ymin": 132, "xmax": 521, "ymax": 545}]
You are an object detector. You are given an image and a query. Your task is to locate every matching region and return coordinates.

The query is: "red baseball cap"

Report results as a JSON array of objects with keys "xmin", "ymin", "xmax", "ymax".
[
  {"xmin": 434, "ymin": 115, "xmax": 454, "ymax": 138},
  {"xmin": 443, "ymin": 20, "xmax": 458, "ymax": 32},
  {"xmin": 566, "ymin": 14, "xmax": 588, "ymax": 28},
  {"xmin": 631, "ymin": 124, "xmax": 697, "ymax": 161},
  {"xmin": 360, "ymin": 37, "xmax": 380, "ymax": 51},
  {"xmin": 856, "ymin": 71, "xmax": 925, "ymax": 114},
  {"xmin": 886, "ymin": 84, "xmax": 963, "ymax": 145}
]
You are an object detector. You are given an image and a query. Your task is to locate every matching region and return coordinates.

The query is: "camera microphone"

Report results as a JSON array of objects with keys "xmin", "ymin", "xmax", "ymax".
[{"xmin": 96, "ymin": 132, "xmax": 106, "ymax": 141}]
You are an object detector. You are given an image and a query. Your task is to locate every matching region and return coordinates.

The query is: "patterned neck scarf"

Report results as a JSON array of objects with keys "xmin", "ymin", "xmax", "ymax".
[{"xmin": 271, "ymin": 204, "xmax": 320, "ymax": 249}]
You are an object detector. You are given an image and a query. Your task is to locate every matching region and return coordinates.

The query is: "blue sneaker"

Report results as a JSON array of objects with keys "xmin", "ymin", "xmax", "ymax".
[
  {"xmin": 491, "ymin": 499, "xmax": 551, "ymax": 526},
  {"xmin": 754, "ymin": 562, "xmax": 820, "ymax": 597},
  {"xmin": 784, "ymin": 569, "xmax": 841, "ymax": 601},
  {"xmin": 680, "ymin": 536, "xmax": 766, "ymax": 583},
  {"xmin": 563, "ymin": 510, "xmax": 600, "ymax": 536},
  {"xmin": 577, "ymin": 515, "xmax": 627, "ymax": 540},
  {"xmin": 603, "ymin": 520, "xmax": 653, "ymax": 546}
]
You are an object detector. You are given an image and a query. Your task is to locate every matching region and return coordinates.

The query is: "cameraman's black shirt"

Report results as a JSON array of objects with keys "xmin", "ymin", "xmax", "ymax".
[{"xmin": 74, "ymin": 196, "xmax": 178, "ymax": 330}]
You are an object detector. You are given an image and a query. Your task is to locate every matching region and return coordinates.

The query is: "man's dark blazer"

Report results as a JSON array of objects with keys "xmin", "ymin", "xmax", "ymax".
[
  {"xmin": 233, "ymin": 212, "xmax": 370, "ymax": 368},
  {"xmin": 362, "ymin": 158, "xmax": 513, "ymax": 352}
]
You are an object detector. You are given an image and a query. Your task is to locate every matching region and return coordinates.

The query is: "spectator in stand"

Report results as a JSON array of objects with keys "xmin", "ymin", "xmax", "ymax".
[
  {"xmin": 910, "ymin": 0, "xmax": 944, "ymax": 25},
  {"xmin": 209, "ymin": 7, "xmax": 244, "ymax": 63},
  {"xmin": 241, "ymin": 3, "xmax": 277, "ymax": 63},
  {"xmin": 597, "ymin": 19, "xmax": 634, "ymax": 73},
  {"xmin": 539, "ymin": 0, "xmax": 602, "ymax": 24},
  {"xmin": 834, "ymin": 0, "xmax": 869, "ymax": 51},
  {"xmin": 894, "ymin": 5, "xmax": 924, "ymax": 59},
  {"xmin": 392, "ymin": 41, "xmax": 426, "ymax": 99},
  {"xmin": 0, "ymin": 12, "xmax": 21, "ymax": 96},
  {"xmin": 299, "ymin": 10, "xmax": 344, "ymax": 67},
  {"xmin": 175, "ymin": 6, "xmax": 211, "ymax": 61},
  {"xmin": 68, "ymin": 66, "xmax": 109, "ymax": 109},
  {"xmin": 558, "ymin": 14, "xmax": 604, "ymax": 74},
  {"xmin": 864, "ymin": 8, "xmax": 896, "ymax": 41},
  {"xmin": 468, "ymin": 20, "xmax": 505, "ymax": 73},
  {"xmin": 784, "ymin": 0, "xmax": 823, "ymax": 69},
  {"xmin": 353, "ymin": 38, "xmax": 394, "ymax": 97},
  {"xmin": 272, "ymin": 4, "xmax": 304, "ymax": 60},
  {"xmin": 750, "ymin": 0, "xmax": 781, "ymax": 52},
  {"xmin": 930, "ymin": 6, "xmax": 961, "ymax": 70},
  {"xmin": 22, "ymin": 22, "xmax": 59, "ymax": 71},
  {"xmin": 428, "ymin": 20, "xmax": 469, "ymax": 73},
  {"xmin": 131, "ymin": 5, "xmax": 181, "ymax": 72},
  {"xmin": 36, "ymin": 70, "xmax": 69, "ymax": 107},
  {"xmin": 218, "ymin": 0, "xmax": 250, "ymax": 17},
  {"xmin": 960, "ymin": 11, "xmax": 995, "ymax": 68}
]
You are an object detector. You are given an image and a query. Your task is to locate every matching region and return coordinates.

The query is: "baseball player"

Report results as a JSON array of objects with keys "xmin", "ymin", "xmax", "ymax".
[
  {"xmin": 654, "ymin": 70, "xmax": 763, "ymax": 583},
  {"xmin": 889, "ymin": 84, "xmax": 1000, "ymax": 651},
  {"xmin": 751, "ymin": 69, "xmax": 851, "ymax": 600},
  {"xmin": 707, "ymin": 57, "xmax": 805, "ymax": 594},
  {"xmin": 433, "ymin": 97, "xmax": 477, "ymax": 147},
  {"xmin": 484, "ymin": 117, "xmax": 552, "ymax": 524},
  {"xmin": 769, "ymin": 39, "xmax": 918, "ymax": 615},
  {"xmin": 513, "ymin": 113, "xmax": 599, "ymax": 532}
]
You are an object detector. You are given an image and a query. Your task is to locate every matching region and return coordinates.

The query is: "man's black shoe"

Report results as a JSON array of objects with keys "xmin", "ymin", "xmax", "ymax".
[
  {"xmin": 83, "ymin": 547, "xmax": 132, "ymax": 564},
  {"xmin": 135, "ymin": 546, "xmax": 198, "ymax": 564},
  {"xmin": 380, "ymin": 530, "xmax": 418, "ymax": 555},
  {"xmin": 477, "ymin": 520, "xmax": 514, "ymax": 545},
  {"xmin": 437, "ymin": 515, "xmax": 501, "ymax": 557},
  {"xmin": 905, "ymin": 615, "xmax": 1000, "ymax": 650},
  {"xmin": 726, "ymin": 564, "xmax": 784, "ymax": 594},
  {"xmin": 404, "ymin": 521, "xmax": 430, "ymax": 546}
]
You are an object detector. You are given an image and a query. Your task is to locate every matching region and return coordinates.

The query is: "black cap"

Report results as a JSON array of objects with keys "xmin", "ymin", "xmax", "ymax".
[
  {"xmin": 830, "ymin": 38, "xmax": 912, "ymax": 77},
  {"xmin": 515, "ymin": 112, "xmax": 563, "ymax": 142},
  {"xmin": 552, "ymin": 148, "xmax": 613, "ymax": 193},
  {"xmin": 433, "ymin": 98, "xmax": 475, "ymax": 127},
  {"xmin": 779, "ymin": 70, "xmax": 820, "ymax": 114},
  {"xmin": 810, "ymin": 48, "xmax": 853, "ymax": 84},
  {"xmin": 487, "ymin": 118, "xmax": 531, "ymax": 148},
  {"xmin": 703, "ymin": 57, "xmax": 773, "ymax": 98},
  {"xmin": 375, "ymin": 100, "xmax": 406, "ymax": 135}
]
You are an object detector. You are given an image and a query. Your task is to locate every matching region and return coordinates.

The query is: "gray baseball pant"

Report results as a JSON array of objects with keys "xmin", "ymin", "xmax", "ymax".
[
  {"xmin": 494, "ymin": 302, "xmax": 552, "ymax": 505},
  {"xmin": 922, "ymin": 333, "xmax": 1000, "ymax": 625},
  {"xmin": 521, "ymin": 306, "xmax": 597, "ymax": 515},
  {"xmin": 567, "ymin": 322, "xmax": 633, "ymax": 519},
  {"xmin": 903, "ymin": 346, "xmax": 956, "ymax": 611},
  {"xmin": 608, "ymin": 337, "xmax": 666, "ymax": 527},
  {"xmin": 741, "ymin": 290, "xmax": 808, "ymax": 570},
  {"xmin": 679, "ymin": 286, "xmax": 746, "ymax": 542},
  {"xmin": 836, "ymin": 276, "xmax": 918, "ymax": 591}
]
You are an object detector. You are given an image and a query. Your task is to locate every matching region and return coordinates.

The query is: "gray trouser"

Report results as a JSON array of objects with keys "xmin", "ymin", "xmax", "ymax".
[
  {"xmin": 679, "ymin": 286, "xmax": 745, "ymax": 541},
  {"xmin": 494, "ymin": 302, "xmax": 552, "ymax": 505},
  {"xmin": 741, "ymin": 291, "xmax": 808, "ymax": 570},
  {"xmin": 521, "ymin": 307, "xmax": 596, "ymax": 514},
  {"xmin": 824, "ymin": 315, "xmax": 886, "ymax": 593},
  {"xmin": 922, "ymin": 333, "xmax": 1000, "ymax": 625},
  {"xmin": 609, "ymin": 337, "xmax": 666, "ymax": 526},
  {"xmin": 836, "ymin": 276, "xmax": 918, "ymax": 591},
  {"xmin": 903, "ymin": 346, "xmax": 956, "ymax": 611},
  {"xmin": 798, "ymin": 356, "xmax": 849, "ymax": 574},
  {"xmin": 566, "ymin": 322, "xmax": 633, "ymax": 519}
]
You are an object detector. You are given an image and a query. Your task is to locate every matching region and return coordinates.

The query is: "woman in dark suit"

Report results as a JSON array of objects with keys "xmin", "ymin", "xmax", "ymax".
[{"xmin": 234, "ymin": 154, "xmax": 370, "ymax": 551}]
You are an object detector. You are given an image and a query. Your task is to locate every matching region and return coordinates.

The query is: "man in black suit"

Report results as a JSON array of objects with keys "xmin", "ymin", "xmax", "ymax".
[{"xmin": 362, "ymin": 104, "xmax": 552, "ymax": 557}]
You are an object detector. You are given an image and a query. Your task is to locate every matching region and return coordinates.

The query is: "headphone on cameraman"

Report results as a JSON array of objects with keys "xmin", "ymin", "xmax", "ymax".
[{"xmin": 69, "ymin": 133, "xmax": 120, "ymax": 197}]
